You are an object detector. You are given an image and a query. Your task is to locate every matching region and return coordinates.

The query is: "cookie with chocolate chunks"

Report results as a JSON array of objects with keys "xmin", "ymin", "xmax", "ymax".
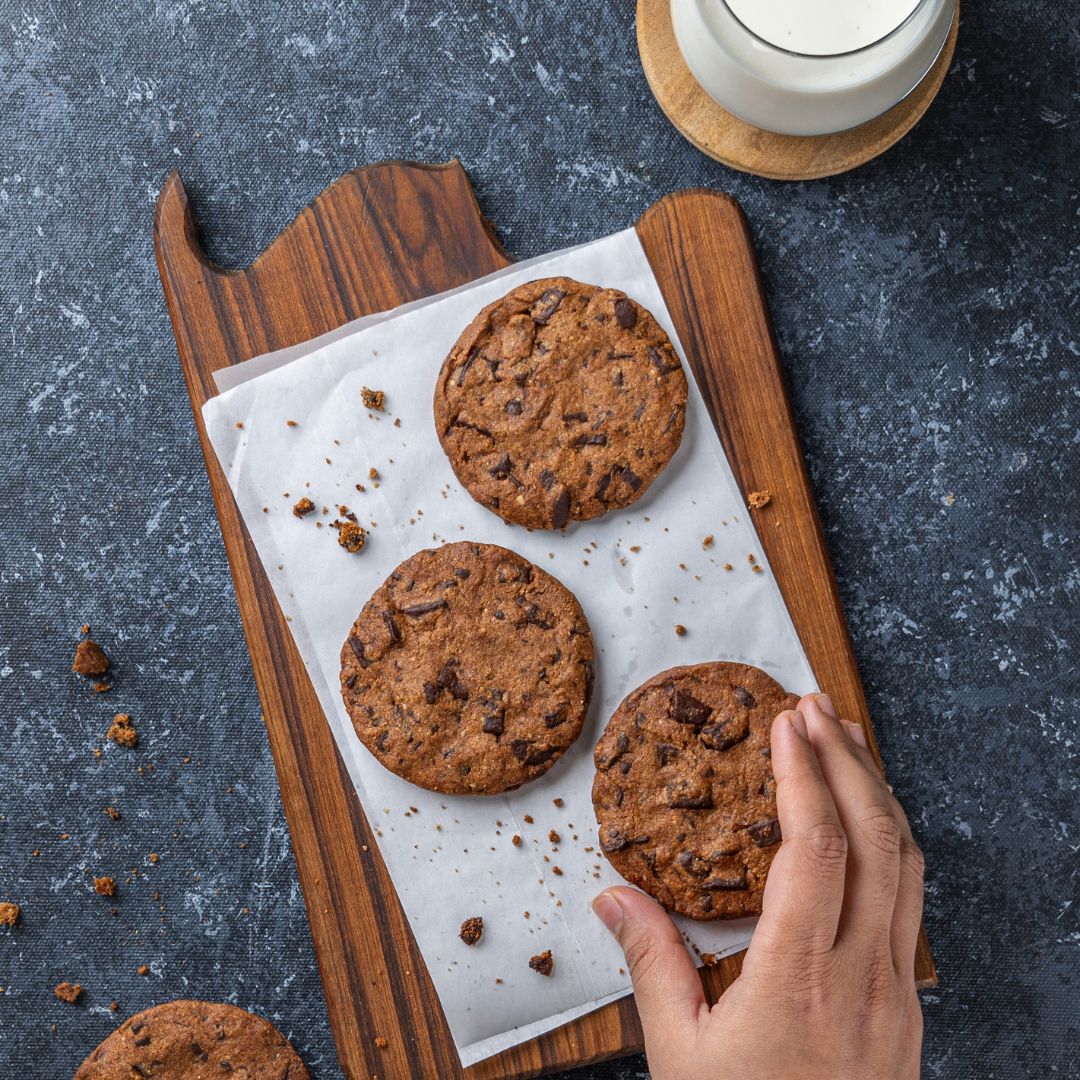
[
  {"xmin": 75, "ymin": 999, "xmax": 309, "ymax": 1079},
  {"xmin": 434, "ymin": 277, "xmax": 688, "ymax": 529},
  {"xmin": 340, "ymin": 541, "xmax": 594, "ymax": 795},
  {"xmin": 592, "ymin": 662, "xmax": 797, "ymax": 920}
]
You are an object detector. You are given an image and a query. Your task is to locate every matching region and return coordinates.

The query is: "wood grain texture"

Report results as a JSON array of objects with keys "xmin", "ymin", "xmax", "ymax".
[
  {"xmin": 637, "ymin": 0, "xmax": 959, "ymax": 181},
  {"xmin": 154, "ymin": 161, "xmax": 934, "ymax": 1080}
]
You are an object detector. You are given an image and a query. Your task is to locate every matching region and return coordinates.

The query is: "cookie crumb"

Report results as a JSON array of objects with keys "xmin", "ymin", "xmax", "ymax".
[
  {"xmin": 374, "ymin": 1036, "xmax": 388, "ymax": 1049},
  {"xmin": 104, "ymin": 806, "xmax": 121, "ymax": 821},
  {"xmin": 79, "ymin": 624, "xmax": 90, "ymax": 634},
  {"xmin": 548, "ymin": 830, "xmax": 560, "ymax": 844},
  {"xmin": 723, "ymin": 563, "xmax": 733, "ymax": 571},
  {"xmin": 747, "ymin": 553, "xmax": 756, "ymax": 564},
  {"xmin": 511, "ymin": 834, "xmax": 522, "ymax": 847},
  {"xmin": 286, "ymin": 419, "xmax": 299, "ymax": 427},
  {"xmin": 701, "ymin": 952, "xmax": 719, "ymax": 967},
  {"xmin": 107, "ymin": 714, "xmax": 138, "ymax": 749},
  {"xmin": 292, "ymin": 497, "xmax": 316, "ymax": 518},
  {"xmin": 747, "ymin": 490, "xmax": 771, "ymax": 509},
  {"xmin": 552, "ymin": 798, "xmax": 564, "ymax": 807},
  {"xmin": 0, "ymin": 902, "xmax": 20, "ymax": 926},
  {"xmin": 702, "ymin": 535, "xmax": 714, "ymax": 549},
  {"xmin": 629, "ymin": 545, "xmax": 641, "ymax": 553},
  {"xmin": 459, "ymin": 916, "xmax": 484, "ymax": 946},
  {"xmin": 529, "ymin": 950, "xmax": 554, "ymax": 976},
  {"xmin": 752, "ymin": 565, "xmax": 763, "ymax": 574},
  {"xmin": 54, "ymin": 982, "xmax": 83, "ymax": 1004},
  {"xmin": 523, "ymin": 814, "xmax": 534, "ymax": 824},
  {"xmin": 337, "ymin": 521, "xmax": 367, "ymax": 553},
  {"xmin": 92, "ymin": 681, "xmax": 111, "ymax": 693},
  {"xmin": 136, "ymin": 965, "xmax": 149, "ymax": 976},
  {"xmin": 551, "ymin": 866, "xmax": 563, "ymax": 876},
  {"xmin": 109, "ymin": 1000, "xmax": 119, "ymax": 1012},
  {"xmin": 362, "ymin": 387, "xmax": 385, "ymax": 411},
  {"xmin": 368, "ymin": 467, "xmax": 379, "ymax": 480},
  {"xmin": 93, "ymin": 877, "xmax": 116, "ymax": 898},
  {"xmin": 674, "ymin": 624, "xmax": 687, "ymax": 637},
  {"xmin": 73, "ymin": 639, "xmax": 109, "ymax": 677}
]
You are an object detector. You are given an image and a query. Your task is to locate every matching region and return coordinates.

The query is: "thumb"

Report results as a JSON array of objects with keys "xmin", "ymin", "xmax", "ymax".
[{"xmin": 593, "ymin": 886, "xmax": 705, "ymax": 1044}]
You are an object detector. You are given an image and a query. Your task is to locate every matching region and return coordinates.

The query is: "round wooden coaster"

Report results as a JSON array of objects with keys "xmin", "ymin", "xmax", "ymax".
[{"xmin": 637, "ymin": 0, "xmax": 959, "ymax": 181}]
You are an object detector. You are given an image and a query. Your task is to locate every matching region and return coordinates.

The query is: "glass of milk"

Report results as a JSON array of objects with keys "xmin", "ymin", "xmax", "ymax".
[{"xmin": 670, "ymin": 0, "xmax": 957, "ymax": 136}]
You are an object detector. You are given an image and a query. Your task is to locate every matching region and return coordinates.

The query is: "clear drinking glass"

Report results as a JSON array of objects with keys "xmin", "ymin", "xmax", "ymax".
[{"xmin": 670, "ymin": 0, "xmax": 957, "ymax": 136}]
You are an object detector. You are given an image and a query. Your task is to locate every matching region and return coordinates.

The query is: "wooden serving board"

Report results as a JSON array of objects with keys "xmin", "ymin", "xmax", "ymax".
[{"xmin": 154, "ymin": 161, "xmax": 936, "ymax": 1080}]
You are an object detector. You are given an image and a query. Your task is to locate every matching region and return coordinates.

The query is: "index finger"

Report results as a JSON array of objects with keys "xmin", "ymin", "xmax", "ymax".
[{"xmin": 750, "ymin": 710, "xmax": 848, "ymax": 960}]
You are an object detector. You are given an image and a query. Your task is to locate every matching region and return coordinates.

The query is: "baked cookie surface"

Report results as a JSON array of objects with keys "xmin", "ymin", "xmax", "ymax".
[
  {"xmin": 592, "ymin": 662, "xmax": 798, "ymax": 919},
  {"xmin": 75, "ymin": 999, "xmax": 309, "ymax": 1079},
  {"xmin": 340, "ymin": 541, "xmax": 594, "ymax": 794},
  {"xmin": 434, "ymin": 277, "xmax": 688, "ymax": 529}
]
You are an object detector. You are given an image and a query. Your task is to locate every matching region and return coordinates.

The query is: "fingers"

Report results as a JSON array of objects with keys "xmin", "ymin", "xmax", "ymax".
[
  {"xmin": 751, "ymin": 709, "xmax": 847, "ymax": 960},
  {"xmin": 593, "ymin": 887, "xmax": 705, "ymax": 1043},
  {"xmin": 797, "ymin": 694, "xmax": 924, "ymax": 977}
]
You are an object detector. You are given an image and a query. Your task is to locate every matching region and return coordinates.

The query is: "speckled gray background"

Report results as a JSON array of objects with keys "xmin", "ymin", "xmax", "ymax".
[{"xmin": 0, "ymin": 1, "xmax": 1076, "ymax": 1077}]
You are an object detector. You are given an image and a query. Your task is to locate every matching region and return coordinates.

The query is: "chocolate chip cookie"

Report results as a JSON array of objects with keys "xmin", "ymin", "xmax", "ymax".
[
  {"xmin": 340, "ymin": 541, "xmax": 594, "ymax": 795},
  {"xmin": 75, "ymin": 1000, "xmax": 309, "ymax": 1079},
  {"xmin": 592, "ymin": 662, "xmax": 798, "ymax": 920},
  {"xmin": 434, "ymin": 277, "xmax": 688, "ymax": 529}
]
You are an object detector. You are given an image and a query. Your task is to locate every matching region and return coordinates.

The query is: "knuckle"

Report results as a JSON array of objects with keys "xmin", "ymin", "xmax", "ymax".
[
  {"xmin": 798, "ymin": 821, "xmax": 849, "ymax": 865},
  {"xmin": 901, "ymin": 838, "xmax": 926, "ymax": 880},
  {"xmin": 856, "ymin": 809, "xmax": 903, "ymax": 857}
]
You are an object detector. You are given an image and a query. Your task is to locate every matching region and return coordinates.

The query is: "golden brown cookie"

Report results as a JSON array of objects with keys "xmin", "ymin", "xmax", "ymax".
[
  {"xmin": 434, "ymin": 277, "xmax": 688, "ymax": 529},
  {"xmin": 74, "ymin": 1000, "xmax": 308, "ymax": 1079},
  {"xmin": 592, "ymin": 662, "xmax": 798, "ymax": 920},
  {"xmin": 340, "ymin": 541, "xmax": 594, "ymax": 794}
]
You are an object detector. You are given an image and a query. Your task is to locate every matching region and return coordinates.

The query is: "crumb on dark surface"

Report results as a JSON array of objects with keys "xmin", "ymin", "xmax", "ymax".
[
  {"xmin": 72, "ymin": 639, "xmax": 109, "ymax": 677},
  {"xmin": 748, "ymin": 490, "xmax": 771, "ymax": 509},
  {"xmin": 529, "ymin": 950, "xmax": 553, "ymax": 976},
  {"xmin": 292, "ymin": 496, "xmax": 316, "ymax": 518},
  {"xmin": 136, "ymin": 964, "xmax": 149, "ymax": 976},
  {"xmin": 93, "ymin": 877, "xmax": 116, "ymax": 897},
  {"xmin": 337, "ymin": 521, "xmax": 367, "ymax": 553},
  {"xmin": 459, "ymin": 916, "xmax": 484, "ymax": 946},
  {"xmin": 0, "ymin": 902, "xmax": 20, "ymax": 926},
  {"xmin": 374, "ymin": 1036, "xmax": 388, "ymax": 1048},
  {"xmin": 92, "ymin": 681, "xmax": 111, "ymax": 693},
  {"xmin": 107, "ymin": 714, "xmax": 138, "ymax": 748},
  {"xmin": 104, "ymin": 806, "xmax": 121, "ymax": 820},
  {"xmin": 701, "ymin": 952, "xmax": 719, "ymax": 967},
  {"xmin": 361, "ymin": 387, "xmax": 385, "ymax": 411},
  {"xmin": 54, "ymin": 982, "xmax": 82, "ymax": 1004}
]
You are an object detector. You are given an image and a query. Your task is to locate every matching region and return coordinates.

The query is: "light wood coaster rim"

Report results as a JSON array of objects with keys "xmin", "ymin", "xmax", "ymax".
[{"xmin": 637, "ymin": 0, "xmax": 959, "ymax": 181}]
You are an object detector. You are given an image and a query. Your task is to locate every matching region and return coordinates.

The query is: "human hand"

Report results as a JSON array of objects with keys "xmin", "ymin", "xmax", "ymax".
[{"xmin": 592, "ymin": 693, "xmax": 925, "ymax": 1080}]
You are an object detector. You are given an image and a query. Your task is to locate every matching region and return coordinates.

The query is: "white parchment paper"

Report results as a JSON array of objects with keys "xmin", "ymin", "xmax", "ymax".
[{"xmin": 201, "ymin": 228, "xmax": 817, "ymax": 1067}]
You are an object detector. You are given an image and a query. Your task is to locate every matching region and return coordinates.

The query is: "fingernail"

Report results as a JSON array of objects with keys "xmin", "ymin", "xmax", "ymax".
[
  {"xmin": 592, "ymin": 891, "xmax": 625, "ymax": 935},
  {"xmin": 816, "ymin": 694, "xmax": 838, "ymax": 719},
  {"xmin": 789, "ymin": 709, "xmax": 808, "ymax": 739},
  {"xmin": 845, "ymin": 721, "xmax": 868, "ymax": 749}
]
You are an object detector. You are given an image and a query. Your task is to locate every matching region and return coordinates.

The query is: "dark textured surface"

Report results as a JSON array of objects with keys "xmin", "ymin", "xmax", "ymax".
[{"xmin": 0, "ymin": 2, "xmax": 1075, "ymax": 1078}]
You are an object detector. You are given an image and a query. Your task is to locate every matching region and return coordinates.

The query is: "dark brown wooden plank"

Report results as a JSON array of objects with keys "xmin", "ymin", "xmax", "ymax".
[{"xmin": 154, "ymin": 162, "xmax": 935, "ymax": 1080}]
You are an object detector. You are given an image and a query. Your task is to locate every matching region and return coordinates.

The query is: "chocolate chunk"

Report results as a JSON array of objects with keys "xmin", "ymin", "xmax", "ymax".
[
  {"xmin": 483, "ymin": 714, "xmax": 505, "ymax": 736},
  {"xmin": 597, "ymin": 732, "xmax": 631, "ymax": 770},
  {"xmin": 382, "ymin": 611, "xmax": 402, "ymax": 643},
  {"xmin": 551, "ymin": 488, "xmax": 572, "ymax": 529},
  {"xmin": 530, "ymin": 287, "xmax": 565, "ymax": 323},
  {"xmin": 455, "ymin": 352, "xmax": 477, "ymax": 386},
  {"xmin": 506, "ymin": 400, "xmax": 523, "ymax": 416},
  {"xmin": 600, "ymin": 825, "xmax": 629, "ymax": 853},
  {"xmin": 544, "ymin": 704, "xmax": 568, "ymax": 728},
  {"xmin": 648, "ymin": 344, "xmax": 681, "ymax": 376},
  {"xmin": 573, "ymin": 433, "xmax": 608, "ymax": 447},
  {"xmin": 667, "ymin": 786, "xmax": 714, "ymax": 810},
  {"xmin": 746, "ymin": 818, "xmax": 782, "ymax": 848},
  {"xmin": 347, "ymin": 636, "xmax": 371, "ymax": 668},
  {"xmin": 488, "ymin": 453, "xmax": 514, "ymax": 479},
  {"xmin": 563, "ymin": 411, "xmax": 588, "ymax": 423},
  {"xmin": 733, "ymin": 686, "xmax": 757, "ymax": 708},
  {"xmin": 669, "ymin": 688, "xmax": 712, "ymax": 727},
  {"xmin": 539, "ymin": 468, "xmax": 557, "ymax": 491},
  {"xmin": 699, "ymin": 716, "xmax": 749, "ymax": 751},
  {"xmin": 678, "ymin": 851, "xmax": 712, "ymax": 878},
  {"xmin": 614, "ymin": 297, "xmax": 637, "ymax": 329},
  {"xmin": 401, "ymin": 600, "xmax": 449, "ymax": 617},
  {"xmin": 702, "ymin": 870, "xmax": 749, "ymax": 891},
  {"xmin": 511, "ymin": 740, "xmax": 557, "ymax": 767},
  {"xmin": 657, "ymin": 743, "xmax": 679, "ymax": 766}
]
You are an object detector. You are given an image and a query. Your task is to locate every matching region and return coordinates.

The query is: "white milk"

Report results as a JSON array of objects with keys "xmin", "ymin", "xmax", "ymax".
[
  {"xmin": 724, "ymin": 0, "xmax": 921, "ymax": 57},
  {"xmin": 671, "ymin": 0, "xmax": 955, "ymax": 135}
]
